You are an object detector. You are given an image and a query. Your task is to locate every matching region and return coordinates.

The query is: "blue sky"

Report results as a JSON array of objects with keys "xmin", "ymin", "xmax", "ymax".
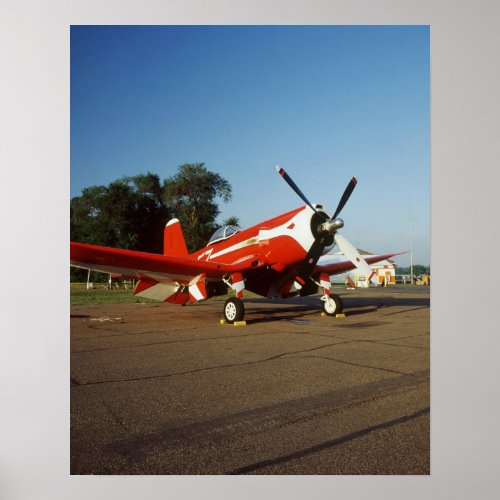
[{"xmin": 71, "ymin": 25, "xmax": 429, "ymax": 265}]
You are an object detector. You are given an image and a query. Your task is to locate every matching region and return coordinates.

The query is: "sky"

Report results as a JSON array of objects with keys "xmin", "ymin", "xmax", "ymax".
[{"xmin": 71, "ymin": 25, "xmax": 429, "ymax": 266}]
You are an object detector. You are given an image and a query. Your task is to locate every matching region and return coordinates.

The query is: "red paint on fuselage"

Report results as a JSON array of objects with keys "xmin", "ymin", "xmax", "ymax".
[
  {"xmin": 191, "ymin": 206, "xmax": 309, "ymax": 267},
  {"xmin": 190, "ymin": 205, "xmax": 312, "ymax": 298}
]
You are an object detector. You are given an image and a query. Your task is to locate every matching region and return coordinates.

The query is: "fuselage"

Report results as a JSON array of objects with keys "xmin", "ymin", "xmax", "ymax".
[{"xmin": 191, "ymin": 205, "xmax": 330, "ymax": 298}]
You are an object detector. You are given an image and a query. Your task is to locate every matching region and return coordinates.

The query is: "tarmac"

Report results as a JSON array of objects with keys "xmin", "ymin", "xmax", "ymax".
[{"xmin": 70, "ymin": 285, "xmax": 430, "ymax": 475}]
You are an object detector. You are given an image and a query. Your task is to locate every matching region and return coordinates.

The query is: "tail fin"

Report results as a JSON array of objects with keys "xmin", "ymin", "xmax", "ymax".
[{"xmin": 164, "ymin": 218, "xmax": 188, "ymax": 257}]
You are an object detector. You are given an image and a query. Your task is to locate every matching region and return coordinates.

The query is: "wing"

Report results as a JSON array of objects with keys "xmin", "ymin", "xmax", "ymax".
[
  {"xmin": 314, "ymin": 252, "xmax": 403, "ymax": 276},
  {"xmin": 71, "ymin": 242, "xmax": 265, "ymax": 303}
]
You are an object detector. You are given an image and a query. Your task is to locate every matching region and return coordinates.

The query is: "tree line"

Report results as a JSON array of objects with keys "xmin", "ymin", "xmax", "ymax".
[
  {"xmin": 71, "ymin": 163, "xmax": 429, "ymax": 282},
  {"xmin": 395, "ymin": 265, "xmax": 431, "ymax": 276},
  {"xmin": 70, "ymin": 163, "xmax": 238, "ymax": 281}
]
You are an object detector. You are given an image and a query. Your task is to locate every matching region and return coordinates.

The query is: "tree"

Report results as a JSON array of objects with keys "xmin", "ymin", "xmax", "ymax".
[
  {"xmin": 126, "ymin": 173, "xmax": 169, "ymax": 253},
  {"xmin": 163, "ymin": 163, "xmax": 232, "ymax": 252},
  {"xmin": 395, "ymin": 265, "xmax": 431, "ymax": 276},
  {"xmin": 70, "ymin": 166, "xmax": 235, "ymax": 282},
  {"xmin": 70, "ymin": 172, "xmax": 169, "ymax": 252},
  {"xmin": 222, "ymin": 216, "xmax": 240, "ymax": 227}
]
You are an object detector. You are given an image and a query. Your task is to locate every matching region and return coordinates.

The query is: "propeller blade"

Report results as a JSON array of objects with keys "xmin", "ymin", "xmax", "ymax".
[
  {"xmin": 334, "ymin": 233, "xmax": 377, "ymax": 285},
  {"xmin": 332, "ymin": 176, "xmax": 357, "ymax": 219},
  {"xmin": 276, "ymin": 167, "xmax": 361, "ymax": 289},
  {"xmin": 294, "ymin": 238, "xmax": 327, "ymax": 289},
  {"xmin": 276, "ymin": 165, "xmax": 326, "ymax": 220}
]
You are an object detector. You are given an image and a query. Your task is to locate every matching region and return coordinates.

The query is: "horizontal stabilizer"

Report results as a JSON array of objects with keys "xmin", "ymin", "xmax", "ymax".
[
  {"xmin": 134, "ymin": 278, "xmax": 190, "ymax": 304},
  {"xmin": 133, "ymin": 273, "xmax": 208, "ymax": 304}
]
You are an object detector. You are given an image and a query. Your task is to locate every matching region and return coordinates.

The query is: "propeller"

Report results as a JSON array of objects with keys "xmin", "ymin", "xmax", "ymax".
[
  {"xmin": 276, "ymin": 165, "xmax": 327, "ymax": 220},
  {"xmin": 334, "ymin": 233, "xmax": 377, "ymax": 285},
  {"xmin": 276, "ymin": 165, "xmax": 375, "ymax": 289},
  {"xmin": 332, "ymin": 177, "xmax": 357, "ymax": 219}
]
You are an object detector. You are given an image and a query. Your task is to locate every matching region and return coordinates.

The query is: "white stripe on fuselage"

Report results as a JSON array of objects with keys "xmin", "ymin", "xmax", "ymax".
[{"xmin": 198, "ymin": 206, "xmax": 319, "ymax": 262}]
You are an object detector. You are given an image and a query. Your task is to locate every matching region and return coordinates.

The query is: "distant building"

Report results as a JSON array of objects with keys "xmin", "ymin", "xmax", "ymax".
[
  {"xmin": 328, "ymin": 249, "xmax": 397, "ymax": 286},
  {"xmin": 358, "ymin": 249, "xmax": 397, "ymax": 286}
]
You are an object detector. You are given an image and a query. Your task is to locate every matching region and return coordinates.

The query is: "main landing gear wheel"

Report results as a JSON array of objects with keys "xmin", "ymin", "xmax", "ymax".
[
  {"xmin": 322, "ymin": 294, "xmax": 343, "ymax": 316},
  {"xmin": 224, "ymin": 297, "xmax": 245, "ymax": 323}
]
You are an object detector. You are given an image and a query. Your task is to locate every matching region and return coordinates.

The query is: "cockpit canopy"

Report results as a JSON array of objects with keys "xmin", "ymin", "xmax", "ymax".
[{"xmin": 207, "ymin": 225, "xmax": 241, "ymax": 245}]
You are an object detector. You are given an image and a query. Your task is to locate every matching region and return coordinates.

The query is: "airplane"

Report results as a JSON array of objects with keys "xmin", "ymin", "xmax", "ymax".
[{"xmin": 70, "ymin": 166, "xmax": 401, "ymax": 323}]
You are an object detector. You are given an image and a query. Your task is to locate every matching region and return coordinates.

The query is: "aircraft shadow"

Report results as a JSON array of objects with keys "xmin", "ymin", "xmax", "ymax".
[
  {"xmin": 242, "ymin": 295, "xmax": 429, "ymax": 325},
  {"xmin": 343, "ymin": 296, "xmax": 430, "ymax": 309},
  {"xmin": 244, "ymin": 309, "xmax": 322, "ymax": 325}
]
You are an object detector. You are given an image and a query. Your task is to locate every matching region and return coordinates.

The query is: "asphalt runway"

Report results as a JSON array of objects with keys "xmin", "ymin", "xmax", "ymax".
[{"xmin": 70, "ymin": 286, "xmax": 430, "ymax": 475}]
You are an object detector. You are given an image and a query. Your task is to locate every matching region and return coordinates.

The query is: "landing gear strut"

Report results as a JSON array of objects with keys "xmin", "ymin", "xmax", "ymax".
[
  {"xmin": 222, "ymin": 273, "xmax": 246, "ymax": 323},
  {"xmin": 317, "ymin": 272, "xmax": 343, "ymax": 316},
  {"xmin": 321, "ymin": 293, "xmax": 343, "ymax": 316},
  {"xmin": 223, "ymin": 297, "xmax": 245, "ymax": 323}
]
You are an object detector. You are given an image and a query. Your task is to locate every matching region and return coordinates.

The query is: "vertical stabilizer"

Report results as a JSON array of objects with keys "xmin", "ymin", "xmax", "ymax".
[{"xmin": 164, "ymin": 218, "xmax": 189, "ymax": 257}]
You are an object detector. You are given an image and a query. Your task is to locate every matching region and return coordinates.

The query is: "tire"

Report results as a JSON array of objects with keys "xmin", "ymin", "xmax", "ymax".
[
  {"xmin": 323, "ymin": 294, "xmax": 343, "ymax": 316},
  {"xmin": 224, "ymin": 297, "xmax": 245, "ymax": 323}
]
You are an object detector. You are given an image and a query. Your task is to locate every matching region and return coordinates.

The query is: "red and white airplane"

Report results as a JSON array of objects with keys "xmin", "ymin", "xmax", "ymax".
[{"xmin": 71, "ymin": 166, "xmax": 400, "ymax": 323}]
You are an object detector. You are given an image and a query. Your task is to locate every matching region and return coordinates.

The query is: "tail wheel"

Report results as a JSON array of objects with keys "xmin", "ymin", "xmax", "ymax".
[
  {"xmin": 322, "ymin": 294, "xmax": 343, "ymax": 316},
  {"xmin": 224, "ymin": 297, "xmax": 245, "ymax": 323}
]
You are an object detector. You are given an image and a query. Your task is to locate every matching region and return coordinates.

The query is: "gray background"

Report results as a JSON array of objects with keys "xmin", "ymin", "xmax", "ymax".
[{"xmin": 1, "ymin": 0, "xmax": 499, "ymax": 498}]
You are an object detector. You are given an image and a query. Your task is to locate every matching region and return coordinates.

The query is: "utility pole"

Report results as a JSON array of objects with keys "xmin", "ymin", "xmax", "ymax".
[
  {"xmin": 409, "ymin": 199, "xmax": 414, "ymax": 285},
  {"xmin": 410, "ymin": 220, "xmax": 414, "ymax": 285}
]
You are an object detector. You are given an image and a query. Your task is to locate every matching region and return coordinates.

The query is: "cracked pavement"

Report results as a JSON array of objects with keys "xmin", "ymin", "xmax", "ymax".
[{"xmin": 70, "ymin": 286, "xmax": 430, "ymax": 474}]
